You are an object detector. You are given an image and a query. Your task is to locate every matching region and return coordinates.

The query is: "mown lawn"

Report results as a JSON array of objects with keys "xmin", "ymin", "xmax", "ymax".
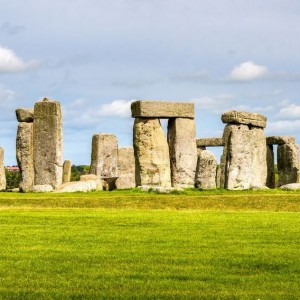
[{"xmin": 0, "ymin": 189, "xmax": 299, "ymax": 299}]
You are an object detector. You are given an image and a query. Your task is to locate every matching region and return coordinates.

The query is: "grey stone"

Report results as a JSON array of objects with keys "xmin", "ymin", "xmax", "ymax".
[
  {"xmin": 195, "ymin": 149, "xmax": 217, "ymax": 189},
  {"xmin": 266, "ymin": 136, "xmax": 295, "ymax": 145},
  {"xmin": 138, "ymin": 185, "xmax": 184, "ymax": 193},
  {"xmin": 133, "ymin": 118, "xmax": 171, "ymax": 187},
  {"xmin": 168, "ymin": 118, "xmax": 197, "ymax": 188},
  {"xmin": 279, "ymin": 183, "xmax": 300, "ymax": 190},
  {"xmin": 277, "ymin": 143, "xmax": 299, "ymax": 186},
  {"xmin": 55, "ymin": 180, "xmax": 99, "ymax": 193},
  {"xmin": 266, "ymin": 144, "xmax": 275, "ymax": 188},
  {"xmin": 80, "ymin": 174, "xmax": 102, "ymax": 190},
  {"xmin": 32, "ymin": 184, "xmax": 53, "ymax": 192},
  {"xmin": 116, "ymin": 147, "xmax": 135, "ymax": 189},
  {"xmin": 0, "ymin": 148, "xmax": 6, "ymax": 190},
  {"xmin": 131, "ymin": 100, "xmax": 194, "ymax": 119},
  {"xmin": 16, "ymin": 122, "xmax": 34, "ymax": 192},
  {"xmin": 16, "ymin": 108, "xmax": 34, "ymax": 123},
  {"xmin": 33, "ymin": 99, "xmax": 63, "ymax": 189},
  {"xmin": 62, "ymin": 160, "xmax": 72, "ymax": 183},
  {"xmin": 220, "ymin": 124, "xmax": 267, "ymax": 190},
  {"xmin": 221, "ymin": 110, "xmax": 267, "ymax": 128},
  {"xmin": 90, "ymin": 133, "xmax": 118, "ymax": 177},
  {"xmin": 196, "ymin": 138, "xmax": 224, "ymax": 147}
]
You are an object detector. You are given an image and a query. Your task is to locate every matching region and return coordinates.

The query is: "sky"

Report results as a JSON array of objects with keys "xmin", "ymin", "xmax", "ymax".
[{"xmin": 1, "ymin": 0, "xmax": 300, "ymax": 165}]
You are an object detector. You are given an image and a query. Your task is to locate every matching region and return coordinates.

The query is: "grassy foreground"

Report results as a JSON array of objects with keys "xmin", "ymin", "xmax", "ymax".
[{"xmin": 0, "ymin": 189, "xmax": 299, "ymax": 299}]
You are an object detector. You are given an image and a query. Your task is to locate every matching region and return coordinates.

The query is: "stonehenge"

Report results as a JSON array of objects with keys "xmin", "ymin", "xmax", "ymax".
[{"xmin": 4, "ymin": 98, "xmax": 299, "ymax": 193}]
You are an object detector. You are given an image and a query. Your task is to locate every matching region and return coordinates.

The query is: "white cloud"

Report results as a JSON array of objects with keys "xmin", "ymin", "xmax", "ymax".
[
  {"xmin": 97, "ymin": 99, "xmax": 134, "ymax": 117},
  {"xmin": 229, "ymin": 61, "xmax": 269, "ymax": 81},
  {"xmin": 277, "ymin": 104, "xmax": 300, "ymax": 119},
  {"xmin": 266, "ymin": 120, "xmax": 300, "ymax": 135},
  {"xmin": 0, "ymin": 46, "xmax": 40, "ymax": 73},
  {"xmin": 192, "ymin": 94, "xmax": 235, "ymax": 113}
]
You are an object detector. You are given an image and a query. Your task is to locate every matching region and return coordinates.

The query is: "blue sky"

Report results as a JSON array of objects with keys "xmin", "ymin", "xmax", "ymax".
[{"xmin": 1, "ymin": 0, "xmax": 300, "ymax": 165}]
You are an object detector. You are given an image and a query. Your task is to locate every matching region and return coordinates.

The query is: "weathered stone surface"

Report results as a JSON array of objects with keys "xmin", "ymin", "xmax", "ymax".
[
  {"xmin": 80, "ymin": 174, "xmax": 102, "ymax": 189},
  {"xmin": 220, "ymin": 124, "xmax": 267, "ymax": 190},
  {"xmin": 279, "ymin": 183, "xmax": 300, "ymax": 190},
  {"xmin": 116, "ymin": 147, "xmax": 135, "ymax": 189},
  {"xmin": 33, "ymin": 99, "xmax": 63, "ymax": 189},
  {"xmin": 138, "ymin": 185, "xmax": 184, "ymax": 193},
  {"xmin": 168, "ymin": 118, "xmax": 197, "ymax": 187},
  {"xmin": 102, "ymin": 177, "xmax": 118, "ymax": 191},
  {"xmin": 196, "ymin": 138, "xmax": 224, "ymax": 147},
  {"xmin": 62, "ymin": 160, "xmax": 72, "ymax": 183},
  {"xmin": 277, "ymin": 143, "xmax": 299, "ymax": 186},
  {"xmin": 266, "ymin": 136, "xmax": 295, "ymax": 145},
  {"xmin": 133, "ymin": 118, "xmax": 171, "ymax": 187},
  {"xmin": 16, "ymin": 108, "xmax": 34, "ymax": 122},
  {"xmin": 195, "ymin": 149, "xmax": 217, "ymax": 189},
  {"xmin": 32, "ymin": 184, "xmax": 53, "ymax": 192},
  {"xmin": 0, "ymin": 148, "xmax": 6, "ymax": 190},
  {"xmin": 90, "ymin": 133, "xmax": 118, "ymax": 177},
  {"xmin": 221, "ymin": 110, "xmax": 267, "ymax": 128},
  {"xmin": 16, "ymin": 122, "xmax": 34, "ymax": 192},
  {"xmin": 131, "ymin": 101, "xmax": 194, "ymax": 119},
  {"xmin": 55, "ymin": 180, "xmax": 98, "ymax": 193},
  {"xmin": 266, "ymin": 145, "xmax": 275, "ymax": 188}
]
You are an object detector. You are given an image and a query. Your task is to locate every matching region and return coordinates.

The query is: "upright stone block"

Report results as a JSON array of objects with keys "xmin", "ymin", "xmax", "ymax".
[
  {"xmin": 266, "ymin": 144, "xmax": 275, "ymax": 188},
  {"xmin": 90, "ymin": 133, "xmax": 118, "ymax": 177},
  {"xmin": 220, "ymin": 124, "xmax": 267, "ymax": 190},
  {"xmin": 63, "ymin": 160, "xmax": 72, "ymax": 183},
  {"xmin": 33, "ymin": 98, "xmax": 63, "ymax": 189},
  {"xmin": 0, "ymin": 148, "xmax": 6, "ymax": 190},
  {"xmin": 277, "ymin": 143, "xmax": 299, "ymax": 186},
  {"xmin": 116, "ymin": 147, "xmax": 135, "ymax": 189},
  {"xmin": 133, "ymin": 118, "xmax": 171, "ymax": 187},
  {"xmin": 167, "ymin": 118, "xmax": 197, "ymax": 187},
  {"xmin": 16, "ymin": 122, "xmax": 34, "ymax": 192},
  {"xmin": 195, "ymin": 149, "xmax": 217, "ymax": 189}
]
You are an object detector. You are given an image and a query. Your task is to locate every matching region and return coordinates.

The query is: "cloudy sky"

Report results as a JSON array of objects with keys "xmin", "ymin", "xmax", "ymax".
[{"xmin": 1, "ymin": 0, "xmax": 300, "ymax": 165}]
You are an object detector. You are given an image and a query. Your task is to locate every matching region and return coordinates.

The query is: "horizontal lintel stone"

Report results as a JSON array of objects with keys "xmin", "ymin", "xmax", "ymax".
[
  {"xmin": 196, "ymin": 138, "xmax": 224, "ymax": 147},
  {"xmin": 16, "ymin": 108, "xmax": 34, "ymax": 123},
  {"xmin": 131, "ymin": 100, "xmax": 194, "ymax": 118},
  {"xmin": 266, "ymin": 136, "xmax": 295, "ymax": 145},
  {"xmin": 221, "ymin": 110, "xmax": 267, "ymax": 128}
]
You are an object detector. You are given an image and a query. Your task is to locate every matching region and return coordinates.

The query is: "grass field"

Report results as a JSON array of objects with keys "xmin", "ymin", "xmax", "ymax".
[{"xmin": 0, "ymin": 189, "xmax": 299, "ymax": 299}]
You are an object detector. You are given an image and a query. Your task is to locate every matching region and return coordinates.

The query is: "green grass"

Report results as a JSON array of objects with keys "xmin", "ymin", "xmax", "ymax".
[{"xmin": 0, "ymin": 190, "xmax": 299, "ymax": 299}]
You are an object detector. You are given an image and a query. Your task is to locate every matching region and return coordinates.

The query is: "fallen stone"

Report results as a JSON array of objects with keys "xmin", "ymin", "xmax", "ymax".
[
  {"xmin": 196, "ymin": 138, "xmax": 224, "ymax": 147},
  {"xmin": 195, "ymin": 149, "xmax": 217, "ymax": 189},
  {"xmin": 32, "ymin": 184, "xmax": 53, "ymax": 192},
  {"xmin": 221, "ymin": 110, "xmax": 267, "ymax": 128},
  {"xmin": 131, "ymin": 100, "xmax": 194, "ymax": 119},
  {"xmin": 90, "ymin": 133, "xmax": 118, "ymax": 177},
  {"xmin": 133, "ymin": 118, "xmax": 171, "ymax": 187},
  {"xmin": 279, "ymin": 183, "xmax": 300, "ymax": 190},
  {"xmin": 168, "ymin": 118, "xmax": 197, "ymax": 188},
  {"xmin": 266, "ymin": 136, "xmax": 295, "ymax": 145},
  {"xmin": 15, "ymin": 108, "xmax": 34, "ymax": 123},
  {"xmin": 55, "ymin": 180, "xmax": 98, "ymax": 193},
  {"xmin": 16, "ymin": 122, "xmax": 34, "ymax": 192},
  {"xmin": 116, "ymin": 147, "xmax": 135, "ymax": 189},
  {"xmin": 138, "ymin": 185, "xmax": 184, "ymax": 194},
  {"xmin": 80, "ymin": 174, "xmax": 102, "ymax": 190},
  {"xmin": 33, "ymin": 99, "xmax": 63, "ymax": 189},
  {"xmin": 0, "ymin": 148, "xmax": 6, "ymax": 190}
]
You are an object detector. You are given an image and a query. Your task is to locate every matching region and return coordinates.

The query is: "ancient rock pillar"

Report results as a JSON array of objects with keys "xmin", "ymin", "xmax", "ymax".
[
  {"xmin": 90, "ymin": 133, "xmax": 118, "ymax": 177},
  {"xmin": 133, "ymin": 118, "xmax": 171, "ymax": 187},
  {"xmin": 195, "ymin": 149, "xmax": 217, "ymax": 189},
  {"xmin": 0, "ymin": 147, "xmax": 6, "ymax": 190},
  {"xmin": 168, "ymin": 118, "xmax": 197, "ymax": 187},
  {"xmin": 63, "ymin": 160, "xmax": 72, "ymax": 183},
  {"xmin": 115, "ymin": 147, "xmax": 136, "ymax": 189},
  {"xmin": 266, "ymin": 144, "xmax": 275, "ymax": 188},
  {"xmin": 277, "ymin": 142, "xmax": 299, "ymax": 186},
  {"xmin": 33, "ymin": 98, "xmax": 63, "ymax": 189},
  {"xmin": 220, "ymin": 111, "xmax": 267, "ymax": 190}
]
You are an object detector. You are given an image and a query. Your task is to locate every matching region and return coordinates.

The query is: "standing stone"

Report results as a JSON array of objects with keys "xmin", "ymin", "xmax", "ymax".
[
  {"xmin": 277, "ymin": 142, "xmax": 299, "ymax": 186},
  {"xmin": 62, "ymin": 160, "xmax": 72, "ymax": 183},
  {"xmin": 195, "ymin": 149, "xmax": 217, "ymax": 189},
  {"xmin": 168, "ymin": 118, "xmax": 197, "ymax": 187},
  {"xmin": 90, "ymin": 133, "xmax": 118, "ymax": 177},
  {"xmin": 133, "ymin": 118, "xmax": 171, "ymax": 187},
  {"xmin": 266, "ymin": 144, "xmax": 275, "ymax": 188},
  {"xmin": 220, "ymin": 124, "xmax": 267, "ymax": 190},
  {"xmin": 0, "ymin": 147, "xmax": 6, "ymax": 190},
  {"xmin": 16, "ymin": 122, "xmax": 34, "ymax": 192},
  {"xmin": 33, "ymin": 98, "xmax": 63, "ymax": 189},
  {"xmin": 116, "ymin": 147, "xmax": 135, "ymax": 189}
]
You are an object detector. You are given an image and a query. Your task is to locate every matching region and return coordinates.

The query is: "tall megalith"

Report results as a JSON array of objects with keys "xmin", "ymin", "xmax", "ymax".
[
  {"xmin": 33, "ymin": 98, "xmax": 63, "ymax": 189},
  {"xmin": 0, "ymin": 147, "xmax": 6, "ymax": 190}
]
